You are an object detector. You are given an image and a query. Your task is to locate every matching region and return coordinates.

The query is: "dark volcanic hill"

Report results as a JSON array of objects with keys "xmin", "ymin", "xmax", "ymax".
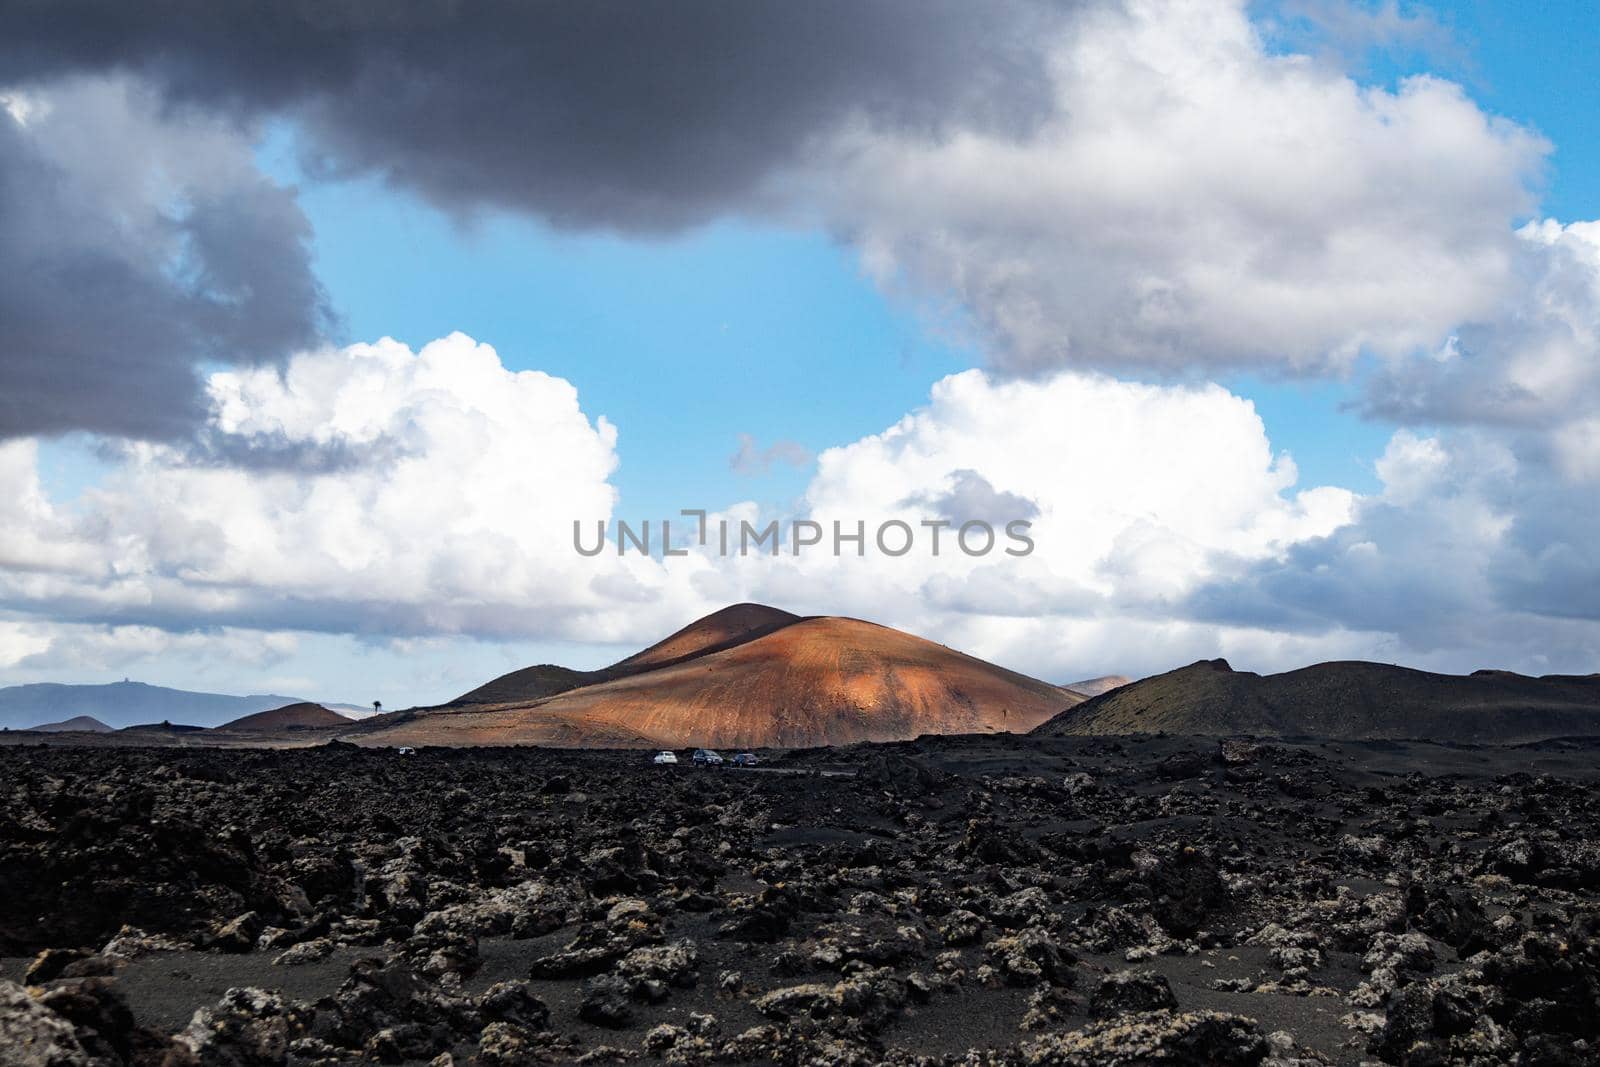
[
  {"xmin": 120, "ymin": 722, "xmax": 207, "ymax": 734},
  {"xmin": 365, "ymin": 608, "xmax": 1079, "ymax": 749},
  {"xmin": 449, "ymin": 664, "xmax": 598, "ymax": 707},
  {"xmin": 448, "ymin": 603, "xmax": 801, "ymax": 706},
  {"xmin": 28, "ymin": 715, "xmax": 113, "ymax": 733},
  {"xmin": 218, "ymin": 703, "xmax": 351, "ymax": 732},
  {"xmin": 1034, "ymin": 657, "xmax": 1600, "ymax": 743}
]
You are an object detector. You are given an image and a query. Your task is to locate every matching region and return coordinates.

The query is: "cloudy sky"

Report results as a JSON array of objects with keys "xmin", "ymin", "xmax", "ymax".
[{"xmin": 1, "ymin": 0, "xmax": 1597, "ymax": 706}]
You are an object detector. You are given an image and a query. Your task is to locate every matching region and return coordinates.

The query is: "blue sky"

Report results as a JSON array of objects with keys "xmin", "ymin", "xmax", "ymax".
[
  {"xmin": 289, "ymin": 180, "xmax": 975, "ymax": 519},
  {"xmin": 1419, "ymin": 1, "xmax": 1599, "ymax": 223},
  {"xmin": 273, "ymin": 156, "xmax": 1393, "ymax": 517}
]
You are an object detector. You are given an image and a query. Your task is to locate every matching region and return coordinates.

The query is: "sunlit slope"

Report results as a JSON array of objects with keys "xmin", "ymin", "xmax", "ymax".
[
  {"xmin": 363, "ymin": 614, "xmax": 1079, "ymax": 749},
  {"xmin": 447, "ymin": 602, "xmax": 801, "ymax": 706}
]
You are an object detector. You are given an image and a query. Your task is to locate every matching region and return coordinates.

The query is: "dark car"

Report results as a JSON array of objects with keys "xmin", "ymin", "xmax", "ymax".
[
  {"xmin": 731, "ymin": 752, "xmax": 759, "ymax": 767},
  {"xmin": 691, "ymin": 748, "xmax": 724, "ymax": 766}
]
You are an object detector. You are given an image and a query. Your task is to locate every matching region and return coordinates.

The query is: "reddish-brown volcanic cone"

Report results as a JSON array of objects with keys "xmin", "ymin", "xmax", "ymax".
[
  {"xmin": 219, "ymin": 702, "xmax": 349, "ymax": 731},
  {"xmin": 448, "ymin": 602, "xmax": 800, "ymax": 706},
  {"xmin": 608, "ymin": 602, "xmax": 801, "ymax": 674},
  {"xmin": 361, "ymin": 615, "xmax": 1079, "ymax": 749}
]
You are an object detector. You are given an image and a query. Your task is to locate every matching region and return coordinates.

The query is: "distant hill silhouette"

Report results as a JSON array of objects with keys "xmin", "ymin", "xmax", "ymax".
[
  {"xmin": 0, "ymin": 681, "xmax": 333, "ymax": 730},
  {"xmin": 1034, "ymin": 658, "xmax": 1600, "ymax": 743},
  {"xmin": 28, "ymin": 715, "xmax": 113, "ymax": 733},
  {"xmin": 1062, "ymin": 675, "xmax": 1132, "ymax": 698},
  {"xmin": 218, "ymin": 703, "xmax": 351, "ymax": 731}
]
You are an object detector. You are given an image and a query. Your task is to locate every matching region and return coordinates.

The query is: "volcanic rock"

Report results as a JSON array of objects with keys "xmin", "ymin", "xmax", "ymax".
[
  {"xmin": 1019, "ymin": 1010, "xmax": 1269, "ymax": 1065},
  {"xmin": 24, "ymin": 948, "xmax": 93, "ymax": 984},
  {"xmin": 0, "ymin": 979, "xmax": 92, "ymax": 1065},
  {"xmin": 176, "ymin": 986, "xmax": 307, "ymax": 1065},
  {"xmin": 4, "ymin": 735, "xmax": 1600, "ymax": 1062},
  {"xmin": 579, "ymin": 975, "xmax": 636, "ymax": 1028},
  {"xmin": 1091, "ymin": 970, "xmax": 1180, "ymax": 1017}
]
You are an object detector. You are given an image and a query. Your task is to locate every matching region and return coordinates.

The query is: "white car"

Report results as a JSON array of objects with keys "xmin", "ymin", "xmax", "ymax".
[
  {"xmin": 397, "ymin": 746, "xmax": 416, "ymax": 756},
  {"xmin": 652, "ymin": 750, "xmax": 678, "ymax": 765}
]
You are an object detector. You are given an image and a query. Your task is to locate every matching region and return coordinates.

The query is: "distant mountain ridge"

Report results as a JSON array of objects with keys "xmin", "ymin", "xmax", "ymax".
[
  {"xmin": 1034, "ymin": 658, "xmax": 1600, "ymax": 743},
  {"xmin": 0, "ymin": 681, "xmax": 349, "ymax": 731}
]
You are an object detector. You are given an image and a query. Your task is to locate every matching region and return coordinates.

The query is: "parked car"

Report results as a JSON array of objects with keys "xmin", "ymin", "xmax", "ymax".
[
  {"xmin": 691, "ymin": 748, "xmax": 724, "ymax": 766},
  {"xmin": 652, "ymin": 750, "xmax": 678, "ymax": 765},
  {"xmin": 731, "ymin": 752, "xmax": 759, "ymax": 767},
  {"xmin": 397, "ymin": 746, "xmax": 416, "ymax": 756}
]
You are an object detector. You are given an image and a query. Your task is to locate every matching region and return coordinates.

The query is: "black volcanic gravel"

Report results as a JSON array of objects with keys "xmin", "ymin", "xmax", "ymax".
[{"xmin": 3, "ymin": 735, "xmax": 1600, "ymax": 1064}]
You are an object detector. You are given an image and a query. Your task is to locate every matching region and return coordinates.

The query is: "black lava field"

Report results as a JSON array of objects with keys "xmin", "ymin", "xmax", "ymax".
[{"xmin": 3, "ymin": 735, "xmax": 1600, "ymax": 1065}]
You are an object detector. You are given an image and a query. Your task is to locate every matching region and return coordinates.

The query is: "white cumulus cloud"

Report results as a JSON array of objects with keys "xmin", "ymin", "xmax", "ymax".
[
  {"xmin": 0, "ymin": 334, "xmax": 712, "ymax": 643},
  {"xmin": 817, "ymin": 0, "xmax": 1547, "ymax": 378},
  {"xmin": 1189, "ymin": 424, "xmax": 1600, "ymax": 674},
  {"xmin": 0, "ymin": 347, "xmax": 1369, "ymax": 684},
  {"xmin": 722, "ymin": 368, "xmax": 1359, "ymax": 678}
]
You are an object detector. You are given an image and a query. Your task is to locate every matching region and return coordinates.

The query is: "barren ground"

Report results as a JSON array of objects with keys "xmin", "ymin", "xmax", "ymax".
[{"xmin": 3, "ymin": 734, "xmax": 1599, "ymax": 1064}]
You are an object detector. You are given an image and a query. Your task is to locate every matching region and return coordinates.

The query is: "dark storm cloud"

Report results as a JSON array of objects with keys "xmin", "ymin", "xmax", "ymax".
[
  {"xmin": 179, "ymin": 431, "xmax": 414, "ymax": 476},
  {"xmin": 0, "ymin": 0, "xmax": 1067, "ymax": 441},
  {"xmin": 1486, "ymin": 478, "xmax": 1600, "ymax": 625},
  {"xmin": 904, "ymin": 469, "xmax": 1041, "ymax": 527},
  {"xmin": 1182, "ymin": 454, "xmax": 1600, "ymax": 672},
  {"xmin": 0, "ymin": 79, "xmax": 328, "ymax": 441},
  {"xmin": 1181, "ymin": 514, "xmax": 1479, "ymax": 642},
  {"xmin": 0, "ymin": 0, "xmax": 1069, "ymax": 232}
]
